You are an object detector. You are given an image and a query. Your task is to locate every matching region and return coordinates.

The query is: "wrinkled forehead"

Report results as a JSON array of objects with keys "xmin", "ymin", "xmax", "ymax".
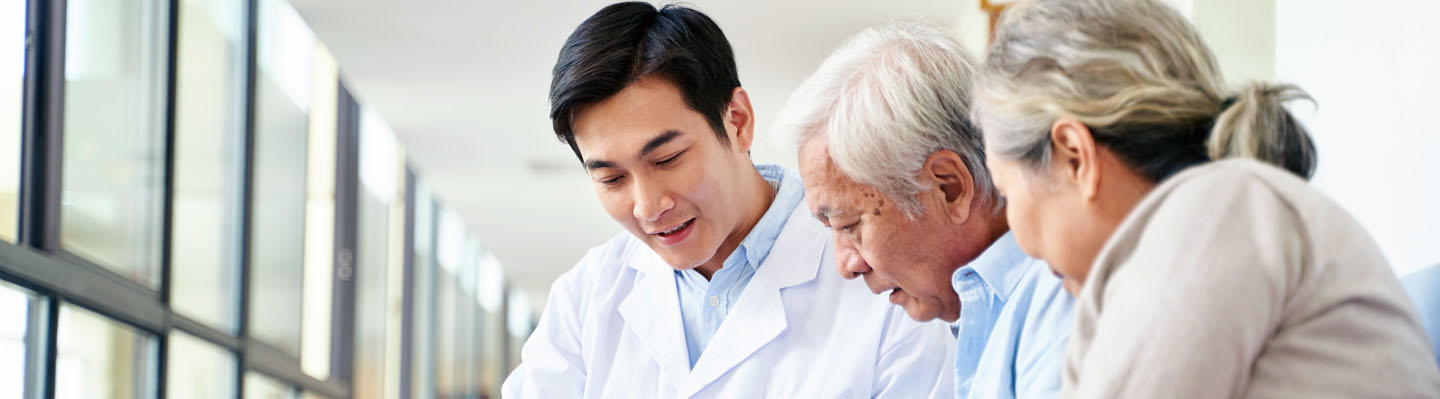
[{"xmin": 798, "ymin": 139, "xmax": 878, "ymax": 213}]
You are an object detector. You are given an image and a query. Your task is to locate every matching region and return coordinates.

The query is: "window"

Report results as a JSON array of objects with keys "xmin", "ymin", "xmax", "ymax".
[
  {"xmin": 457, "ymin": 238, "xmax": 480, "ymax": 396},
  {"xmin": 355, "ymin": 107, "xmax": 408, "ymax": 398},
  {"xmin": 410, "ymin": 184, "xmax": 436, "ymax": 399},
  {"xmin": 166, "ymin": 330, "xmax": 236, "ymax": 398},
  {"xmin": 507, "ymin": 289, "xmax": 532, "ymax": 372},
  {"xmin": 0, "ymin": 281, "xmax": 35, "ymax": 398},
  {"xmin": 249, "ymin": 0, "xmax": 320, "ymax": 357},
  {"xmin": 170, "ymin": 0, "xmax": 247, "ymax": 333},
  {"xmin": 479, "ymin": 251, "xmax": 505, "ymax": 394},
  {"xmin": 60, "ymin": 0, "xmax": 168, "ymax": 288},
  {"xmin": 434, "ymin": 208, "xmax": 465, "ymax": 396},
  {"xmin": 354, "ymin": 174, "xmax": 390, "ymax": 398},
  {"xmin": 244, "ymin": 372, "xmax": 297, "ymax": 399},
  {"xmin": 299, "ymin": 43, "xmax": 338, "ymax": 379},
  {"xmin": 1, "ymin": 0, "xmax": 24, "ymax": 242},
  {"xmin": 55, "ymin": 303, "xmax": 157, "ymax": 399}
]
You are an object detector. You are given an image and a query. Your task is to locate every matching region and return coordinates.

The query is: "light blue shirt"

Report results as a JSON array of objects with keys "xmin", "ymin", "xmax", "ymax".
[
  {"xmin": 675, "ymin": 164, "xmax": 804, "ymax": 369},
  {"xmin": 952, "ymin": 232, "xmax": 1074, "ymax": 399},
  {"xmin": 1401, "ymin": 264, "xmax": 1440, "ymax": 367}
]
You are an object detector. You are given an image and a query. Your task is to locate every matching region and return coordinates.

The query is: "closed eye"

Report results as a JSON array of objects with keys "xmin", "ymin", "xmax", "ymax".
[
  {"xmin": 599, "ymin": 175, "xmax": 624, "ymax": 186},
  {"xmin": 656, "ymin": 150, "xmax": 685, "ymax": 167}
]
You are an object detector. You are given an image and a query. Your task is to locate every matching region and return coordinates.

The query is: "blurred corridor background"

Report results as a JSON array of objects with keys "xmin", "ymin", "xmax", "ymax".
[{"xmin": 1, "ymin": 0, "xmax": 1437, "ymax": 398}]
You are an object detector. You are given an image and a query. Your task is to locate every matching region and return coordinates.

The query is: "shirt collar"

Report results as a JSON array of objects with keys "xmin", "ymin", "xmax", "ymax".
[
  {"xmin": 724, "ymin": 164, "xmax": 804, "ymax": 273},
  {"xmin": 952, "ymin": 232, "xmax": 1033, "ymax": 302}
]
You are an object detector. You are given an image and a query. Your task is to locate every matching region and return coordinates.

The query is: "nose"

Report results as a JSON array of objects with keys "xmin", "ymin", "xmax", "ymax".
[
  {"xmin": 833, "ymin": 234, "xmax": 870, "ymax": 280},
  {"xmin": 631, "ymin": 176, "xmax": 674, "ymax": 222}
]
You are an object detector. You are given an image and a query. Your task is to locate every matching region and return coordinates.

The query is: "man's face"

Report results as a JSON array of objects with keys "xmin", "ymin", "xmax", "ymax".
[
  {"xmin": 798, "ymin": 137, "xmax": 963, "ymax": 322},
  {"xmin": 571, "ymin": 77, "xmax": 753, "ymax": 271}
]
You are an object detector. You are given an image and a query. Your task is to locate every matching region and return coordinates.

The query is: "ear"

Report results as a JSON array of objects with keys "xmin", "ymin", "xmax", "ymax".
[
  {"xmin": 922, "ymin": 150, "xmax": 976, "ymax": 225},
  {"xmin": 1049, "ymin": 118, "xmax": 1101, "ymax": 200},
  {"xmin": 725, "ymin": 87, "xmax": 756, "ymax": 152}
]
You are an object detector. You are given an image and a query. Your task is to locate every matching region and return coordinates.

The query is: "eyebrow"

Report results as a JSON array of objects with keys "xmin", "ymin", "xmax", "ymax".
[
  {"xmin": 584, "ymin": 129, "xmax": 683, "ymax": 171},
  {"xmin": 813, "ymin": 206, "xmax": 847, "ymax": 223},
  {"xmin": 638, "ymin": 130, "xmax": 682, "ymax": 159}
]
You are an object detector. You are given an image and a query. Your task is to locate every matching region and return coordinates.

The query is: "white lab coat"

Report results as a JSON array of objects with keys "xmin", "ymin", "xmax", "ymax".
[{"xmin": 502, "ymin": 203, "xmax": 956, "ymax": 398}]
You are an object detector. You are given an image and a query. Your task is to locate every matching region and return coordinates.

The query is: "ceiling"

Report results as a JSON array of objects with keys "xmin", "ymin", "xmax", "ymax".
[{"xmin": 286, "ymin": 0, "xmax": 983, "ymax": 314}]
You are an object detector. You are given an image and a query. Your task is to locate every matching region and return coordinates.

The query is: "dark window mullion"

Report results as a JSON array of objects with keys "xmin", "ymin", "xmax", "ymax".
[
  {"xmin": 17, "ymin": 0, "xmax": 64, "ymax": 255},
  {"xmin": 156, "ymin": 0, "xmax": 180, "ymax": 395},
  {"xmin": 331, "ymin": 83, "xmax": 360, "ymax": 388},
  {"xmin": 399, "ymin": 167, "xmax": 416, "ymax": 399},
  {"xmin": 236, "ymin": 0, "xmax": 259, "ymax": 395}
]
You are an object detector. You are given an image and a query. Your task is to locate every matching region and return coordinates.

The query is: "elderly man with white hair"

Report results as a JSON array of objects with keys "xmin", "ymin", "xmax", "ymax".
[{"xmin": 773, "ymin": 22, "xmax": 1074, "ymax": 398}]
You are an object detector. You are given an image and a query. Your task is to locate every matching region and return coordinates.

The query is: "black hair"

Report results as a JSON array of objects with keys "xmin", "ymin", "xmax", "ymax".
[{"xmin": 549, "ymin": 2, "xmax": 742, "ymax": 161}]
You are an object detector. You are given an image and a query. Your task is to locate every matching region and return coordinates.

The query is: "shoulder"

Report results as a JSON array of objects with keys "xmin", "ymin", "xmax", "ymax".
[
  {"xmin": 1149, "ymin": 159, "xmax": 1300, "ymax": 213},
  {"xmin": 1116, "ymin": 159, "xmax": 1314, "ymax": 247}
]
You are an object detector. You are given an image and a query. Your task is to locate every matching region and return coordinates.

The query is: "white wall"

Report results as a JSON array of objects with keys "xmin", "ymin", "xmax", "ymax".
[{"xmin": 1275, "ymin": 0, "xmax": 1440, "ymax": 276}]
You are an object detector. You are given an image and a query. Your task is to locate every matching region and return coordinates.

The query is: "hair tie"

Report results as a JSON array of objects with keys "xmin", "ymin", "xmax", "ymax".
[
  {"xmin": 1220, "ymin": 96, "xmax": 1238, "ymax": 112},
  {"xmin": 1197, "ymin": 96, "xmax": 1239, "ymax": 144}
]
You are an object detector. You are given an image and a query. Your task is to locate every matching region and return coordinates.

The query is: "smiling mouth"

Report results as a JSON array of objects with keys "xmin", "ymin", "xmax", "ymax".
[{"xmin": 654, "ymin": 218, "xmax": 694, "ymax": 236}]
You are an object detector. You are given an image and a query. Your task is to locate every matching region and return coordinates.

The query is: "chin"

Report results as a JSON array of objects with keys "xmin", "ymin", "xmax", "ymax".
[
  {"xmin": 1061, "ymin": 278, "xmax": 1082, "ymax": 297},
  {"xmin": 901, "ymin": 305, "xmax": 940, "ymax": 322},
  {"xmin": 652, "ymin": 243, "xmax": 717, "ymax": 271}
]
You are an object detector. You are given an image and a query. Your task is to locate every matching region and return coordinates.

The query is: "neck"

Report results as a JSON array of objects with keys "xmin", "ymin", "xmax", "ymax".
[
  {"xmin": 1077, "ymin": 154, "xmax": 1158, "ymax": 272},
  {"xmin": 694, "ymin": 167, "xmax": 775, "ymax": 279},
  {"xmin": 952, "ymin": 200, "xmax": 1012, "ymax": 267}
]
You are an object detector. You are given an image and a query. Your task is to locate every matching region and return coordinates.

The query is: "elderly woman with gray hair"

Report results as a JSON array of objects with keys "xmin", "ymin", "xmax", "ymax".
[{"xmin": 971, "ymin": 0, "xmax": 1440, "ymax": 396}]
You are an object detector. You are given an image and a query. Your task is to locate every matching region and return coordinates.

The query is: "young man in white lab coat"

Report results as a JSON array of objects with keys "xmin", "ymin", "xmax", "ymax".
[{"xmin": 501, "ymin": 3, "xmax": 955, "ymax": 398}]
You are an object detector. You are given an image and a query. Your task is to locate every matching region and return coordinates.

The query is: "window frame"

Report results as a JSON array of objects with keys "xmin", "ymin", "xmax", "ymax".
[{"xmin": 0, "ymin": 0, "xmax": 368, "ymax": 397}]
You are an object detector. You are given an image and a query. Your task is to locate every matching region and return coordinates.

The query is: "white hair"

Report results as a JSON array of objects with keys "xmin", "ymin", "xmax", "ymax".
[
  {"xmin": 773, "ymin": 21, "xmax": 996, "ymax": 218},
  {"xmin": 973, "ymin": 0, "xmax": 1316, "ymax": 181}
]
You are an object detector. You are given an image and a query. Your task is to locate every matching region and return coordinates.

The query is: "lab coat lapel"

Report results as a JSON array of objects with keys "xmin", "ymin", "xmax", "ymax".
[
  {"xmin": 617, "ymin": 246, "xmax": 691, "ymax": 392},
  {"xmin": 679, "ymin": 205, "xmax": 828, "ymax": 397}
]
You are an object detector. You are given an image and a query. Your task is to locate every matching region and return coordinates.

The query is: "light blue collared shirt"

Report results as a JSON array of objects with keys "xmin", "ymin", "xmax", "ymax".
[
  {"xmin": 952, "ymin": 232, "xmax": 1074, "ymax": 399},
  {"xmin": 675, "ymin": 164, "xmax": 804, "ymax": 368}
]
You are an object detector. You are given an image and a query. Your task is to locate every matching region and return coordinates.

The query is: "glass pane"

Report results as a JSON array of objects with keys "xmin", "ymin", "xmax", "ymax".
[
  {"xmin": 434, "ymin": 209, "xmax": 464, "ymax": 395},
  {"xmin": 170, "ymin": 0, "xmax": 246, "ymax": 333},
  {"xmin": 56, "ymin": 303, "xmax": 156, "ymax": 399},
  {"xmin": 60, "ymin": 0, "xmax": 168, "ymax": 288},
  {"xmin": 0, "ymin": 281, "xmax": 33, "ymax": 398},
  {"xmin": 243, "ymin": 372, "xmax": 297, "ymax": 399},
  {"xmin": 507, "ymin": 289, "xmax": 532, "ymax": 372},
  {"xmin": 459, "ymin": 239, "xmax": 479, "ymax": 396},
  {"xmin": 355, "ymin": 107, "xmax": 407, "ymax": 399},
  {"xmin": 0, "ymin": 0, "xmax": 23, "ymax": 242},
  {"xmin": 354, "ymin": 184, "xmax": 389, "ymax": 399},
  {"xmin": 166, "ymin": 330, "xmax": 236, "ymax": 398},
  {"xmin": 299, "ymin": 44, "xmax": 338, "ymax": 380},
  {"xmin": 410, "ymin": 185, "xmax": 435, "ymax": 399},
  {"xmin": 248, "ymin": 0, "xmax": 315, "ymax": 356},
  {"xmin": 479, "ymin": 252, "xmax": 504, "ymax": 395}
]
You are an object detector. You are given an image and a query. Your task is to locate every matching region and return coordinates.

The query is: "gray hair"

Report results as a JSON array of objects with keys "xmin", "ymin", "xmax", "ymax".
[
  {"xmin": 973, "ymin": 0, "xmax": 1316, "ymax": 182},
  {"xmin": 774, "ymin": 21, "xmax": 996, "ymax": 218}
]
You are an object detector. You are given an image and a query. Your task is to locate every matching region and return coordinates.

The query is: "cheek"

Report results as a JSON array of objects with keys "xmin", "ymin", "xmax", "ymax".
[
  {"xmin": 1005, "ymin": 190, "xmax": 1045, "ymax": 257},
  {"xmin": 1039, "ymin": 197, "xmax": 1090, "ymax": 279},
  {"xmin": 862, "ymin": 223, "xmax": 932, "ymax": 288},
  {"xmin": 596, "ymin": 189, "xmax": 633, "ymax": 224}
]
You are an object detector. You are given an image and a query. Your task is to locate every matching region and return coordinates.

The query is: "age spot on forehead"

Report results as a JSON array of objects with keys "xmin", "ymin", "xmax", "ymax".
[{"xmin": 872, "ymin": 208, "xmax": 881, "ymax": 216}]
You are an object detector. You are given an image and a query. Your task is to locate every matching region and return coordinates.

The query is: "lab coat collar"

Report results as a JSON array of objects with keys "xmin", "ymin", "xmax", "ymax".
[
  {"xmin": 618, "ymin": 244, "xmax": 691, "ymax": 393},
  {"xmin": 619, "ymin": 200, "xmax": 827, "ymax": 397}
]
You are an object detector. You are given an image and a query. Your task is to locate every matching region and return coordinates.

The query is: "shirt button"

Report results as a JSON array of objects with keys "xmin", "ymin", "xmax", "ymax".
[{"xmin": 708, "ymin": 296, "xmax": 720, "ymax": 307}]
